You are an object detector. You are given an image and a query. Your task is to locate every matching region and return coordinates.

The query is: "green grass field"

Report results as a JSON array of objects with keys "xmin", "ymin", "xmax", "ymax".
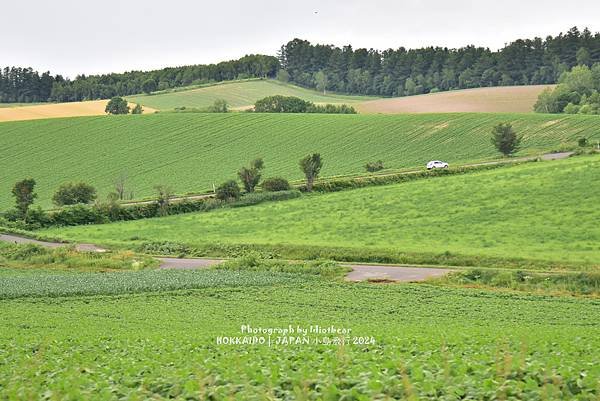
[
  {"xmin": 44, "ymin": 155, "xmax": 600, "ymax": 267},
  {"xmin": 127, "ymin": 79, "xmax": 376, "ymax": 110},
  {"xmin": 1, "ymin": 267, "xmax": 599, "ymax": 400},
  {"xmin": 1, "ymin": 112, "xmax": 599, "ymax": 209}
]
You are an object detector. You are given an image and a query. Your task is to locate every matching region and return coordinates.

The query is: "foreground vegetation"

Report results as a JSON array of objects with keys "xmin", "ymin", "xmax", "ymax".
[
  {"xmin": 1, "ymin": 270, "xmax": 598, "ymax": 399},
  {"xmin": 436, "ymin": 268, "xmax": 600, "ymax": 296},
  {"xmin": 43, "ymin": 155, "xmax": 600, "ymax": 268},
  {"xmin": 2, "ymin": 112, "xmax": 599, "ymax": 208},
  {"xmin": 0, "ymin": 241, "xmax": 156, "ymax": 272}
]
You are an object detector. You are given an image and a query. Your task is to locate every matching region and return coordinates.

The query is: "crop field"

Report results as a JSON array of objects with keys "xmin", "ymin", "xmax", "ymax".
[
  {"xmin": 0, "ymin": 100, "xmax": 157, "ymax": 123},
  {"xmin": 0, "ymin": 103, "xmax": 44, "ymax": 108},
  {"xmin": 1, "ymin": 112, "xmax": 599, "ymax": 209},
  {"xmin": 1, "ymin": 270, "xmax": 599, "ymax": 400},
  {"xmin": 357, "ymin": 85, "xmax": 556, "ymax": 114},
  {"xmin": 127, "ymin": 79, "xmax": 376, "ymax": 110},
  {"xmin": 0, "ymin": 268, "xmax": 304, "ymax": 299},
  {"xmin": 44, "ymin": 155, "xmax": 600, "ymax": 267}
]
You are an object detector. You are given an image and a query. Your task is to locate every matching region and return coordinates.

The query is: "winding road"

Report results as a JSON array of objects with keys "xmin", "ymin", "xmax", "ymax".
[{"xmin": 0, "ymin": 233, "xmax": 451, "ymax": 282}]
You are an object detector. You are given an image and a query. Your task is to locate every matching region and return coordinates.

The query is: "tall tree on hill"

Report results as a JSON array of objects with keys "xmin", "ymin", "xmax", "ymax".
[
  {"xmin": 105, "ymin": 97, "xmax": 130, "ymax": 115},
  {"xmin": 12, "ymin": 179, "xmax": 37, "ymax": 219},
  {"xmin": 300, "ymin": 153, "xmax": 323, "ymax": 192},
  {"xmin": 238, "ymin": 158, "xmax": 264, "ymax": 193},
  {"xmin": 491, "ymin": 123, "xmax": 522, "ymax": 156}
]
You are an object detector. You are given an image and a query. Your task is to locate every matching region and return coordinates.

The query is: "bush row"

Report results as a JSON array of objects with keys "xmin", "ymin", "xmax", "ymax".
[
  {"xmin": 3, "ymin": 190, "xmax": 301, "ymax": 229},
  {"xmin": 439, "ymin": 268, "xmax": 600, "ymax": 296}
]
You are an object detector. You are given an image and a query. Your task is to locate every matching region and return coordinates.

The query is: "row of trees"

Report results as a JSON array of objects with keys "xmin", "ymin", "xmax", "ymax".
[
  {"xmin": 3, "ymin": 27, "xmax": 600, "ymax": 104},
  {"xmin": 279, "ymin": 27, "xmax": 600, "ymax": 97},
  {"xmin": 0, "ymin": 55, "xmax": 278, "ymax": 103},
  {"xmin": 217, "ymin": 154, "xmax": 323, "ymax": 200},
  {"xmin": 534, "ymin": 63, "xmax": 600, "ymax": 114},
  {"xmin": 5, "ymin": 153, "xmax": 323, "ymax": 224}
]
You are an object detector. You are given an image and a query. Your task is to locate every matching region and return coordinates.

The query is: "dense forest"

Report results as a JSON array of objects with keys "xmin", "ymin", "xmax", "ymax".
[
  {"xmin": 0, "ymin": 55, "xmax": 279, "ymax": 103},
  {"xmin": 534, "ymin": 64, "xmax": 600, "ymax": 114},
  {"xmin": 279, "ymin": 27, "xmax": 600, "ymax": 97},
  {"xmin": 2, "ymin": 27, "xmax": 600, "ymax": 103}
]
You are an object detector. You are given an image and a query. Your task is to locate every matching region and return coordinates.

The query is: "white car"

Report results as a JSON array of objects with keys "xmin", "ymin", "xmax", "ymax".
[{"xmin": 426, "ymin": 160, "xmax": 449, "ymax": 170}]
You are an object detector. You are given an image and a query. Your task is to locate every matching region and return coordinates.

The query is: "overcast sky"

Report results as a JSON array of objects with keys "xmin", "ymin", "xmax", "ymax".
[{"xmin": 3, "ymin": 0, "xmax": 600, "ymax": 78}]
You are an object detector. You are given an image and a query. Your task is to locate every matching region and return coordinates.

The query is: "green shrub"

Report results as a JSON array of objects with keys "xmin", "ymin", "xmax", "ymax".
[
  {"xmin": 262, "ymin": 177, "xmax": 291, "ymax": 192},
  {"xmin": 105, "ymin": 97, "xmax": 129, "ymax": 115},
  {"xmin": 254, "ymin": 96, "xmax": 312, "ymax": 113},
  {"xmin": 24, "ymin": 207, "xmax": 51, "ymax": 229},
  {"xmin": 231, "ymin": 190, "xmax": 301, "ymax": 208},
  {"xmin": 216, "ymin": 180, "xmax": 241, "ymax": 200},
  {"xmin": 136, "ymin": 241, "xmax": 191, "ymax": 257},
  {"xmin": 306, "ymin": 104, "xmax": 357, "ymax": 114},
  {"xmin": 445, "ymin": 268, "xmax": 600, "ymax": 295},
  {"xmin": 52, "ymin": 182, "xmax": 97, "ymax": 206},
  {"xmin": 365, "ymin": 160, "xmax": 385, "ymax": 172},
  {"xmin": 206, "ymin": 99, "xmax": 229, "ymax": 113},
  {"xmin": 0, "ymin": 243, "xmax": 48, "ymax": 260},
  {"xmin": 50, "ymin": 204, "xmax": 108, "ymax": 226},
  {"xmin": 217, "ymin": 252, "xmax": 348, "ymax": 279},
  {"xmin": 578, "ymin": 137, "xmax": 588, "ymax": 147}
]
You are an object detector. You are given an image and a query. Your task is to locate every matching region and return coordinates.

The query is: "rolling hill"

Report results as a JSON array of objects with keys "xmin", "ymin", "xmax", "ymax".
[
  {"xmin": 43, "ymin": 155, "xmax": 600, "ymax": 266},
  {"xmin": 0, "ymin": 101, "xmax": 157, "ymax": 123},
  {"xmin": 127, "ymin": 79, "xmax": 377, "ymax": 111},
  {"xmin": 0, "ymin": 83, "xmax": 555, "ymax": 121},
  {"xmin": 0, "ymin": 112, "xmax": 598, "ymax": 209},
  {"xmin": 357, "ymin": 85, "xmax": 555, "ymax": 114}
]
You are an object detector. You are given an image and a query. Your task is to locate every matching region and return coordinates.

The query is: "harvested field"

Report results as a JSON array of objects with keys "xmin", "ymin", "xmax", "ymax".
[
  {"xmin": 357, "ymin": 85, "xmax": 556, "ymax": 114},
  {"xmin": 0, "ymin": 100, "xmax": 157, "ymax": 122}
]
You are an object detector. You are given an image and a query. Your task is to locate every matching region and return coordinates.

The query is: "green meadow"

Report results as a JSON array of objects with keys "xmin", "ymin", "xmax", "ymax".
[
  {"xmin": 127, "ymin": 79, "xmax": 376, "ymax": 110},
  {"xmin": 43, "ymin": 155, "xmax": 600, "ymax": 267},
  {"xmin": 1, "ymin": 112, "xmax": 599, "ymax": 209}
]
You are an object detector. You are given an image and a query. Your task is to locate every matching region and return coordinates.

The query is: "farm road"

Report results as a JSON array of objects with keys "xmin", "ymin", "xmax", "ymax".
[{"xmin": 0, "ymin": 234, "xmax": 451, "ymax": 282}]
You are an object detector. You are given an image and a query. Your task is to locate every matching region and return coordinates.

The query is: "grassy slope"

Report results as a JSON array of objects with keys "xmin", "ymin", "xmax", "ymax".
[
  {"xmin": 1, "ymin": 112, "xmax": 599, "ymax": 208},
  {"xmin": 45, "ymin": 156, "xmax": 600, "ymax": 265},
  {"xmin": 1, "ymin": 274, "xmax": 598, "ymax": 399},
  {"xmin": 127, "ymin": 79, "xmax": 376, "ymax": 110},
  {"xmin": 357, "ymin": 85, "xmax": 555, "ymax": 114}
]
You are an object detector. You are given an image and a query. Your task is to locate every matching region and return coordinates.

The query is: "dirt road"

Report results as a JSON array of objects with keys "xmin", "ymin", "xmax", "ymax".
[
  {"xmin": 345, "ymin": 265, "xmax": 452, "ymax": 282},
  {"xmin": 0, "ymin": 234, "xmax": 451, "ymax": 282}
]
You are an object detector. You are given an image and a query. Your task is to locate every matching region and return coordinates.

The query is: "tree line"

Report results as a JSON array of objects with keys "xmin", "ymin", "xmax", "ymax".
[
  {"xmin": 0, "ymin": 55, "xmax": 279, "ymax": 103},
  {"xmin": 278, "ymin": 27, "xmax": 600, "ymax": 97},
  {"xmin": 3, "ymin": 27, "xmax": 600, "ymax": 104}
]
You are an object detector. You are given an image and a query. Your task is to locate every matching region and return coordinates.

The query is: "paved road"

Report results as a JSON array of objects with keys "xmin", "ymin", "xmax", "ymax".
[
  {"xmin": 540, "ymin": 152, "xmax": 573, "ymax": 161},
  {"xmin": 158, "ymin": 257, "xmax": 224, "ymax": 269},
  {"xmin": 345, "ymin": 265, "xmax": 452, "ymax": 282},
  {"xmin": 0, "ymin": 234, "xmax": 451, "ymax": 282}
]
